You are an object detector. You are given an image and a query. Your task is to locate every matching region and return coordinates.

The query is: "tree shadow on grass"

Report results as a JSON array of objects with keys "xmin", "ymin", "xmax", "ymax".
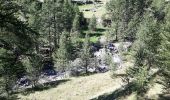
[
  {"xmin": 91, "ymin": 82, "xmax": 136, "ymax": 100},
  {"xmin": 0, "ymin": 95, "xmax": 19, "ymax": 100},
  {"xmin": 159, "ymin": 94, "xmax": 170, "ymax": 100},
  {"xmin": 89, "ymin": 33, "xmax": 103, "ymax": 37},
  {"xmin": 81, "ymin": 28, "xmax": 106, "ymax": 37},
  {"xmin": 21, "ymin": 79, "xmax": 70, "ymax": 95},
  {"xmin": 81, "ymin": 32, "xmax": 103, "ymax": 38},
  {"xmin": 91, "ymin": 71, "xmax": 160, "ymax": 100},
  {"xmin": 95, "ymin": 28, "xmax": 106, "ymax": 33}
]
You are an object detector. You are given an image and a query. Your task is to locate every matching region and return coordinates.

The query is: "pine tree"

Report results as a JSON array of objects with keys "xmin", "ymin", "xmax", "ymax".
[
  {"xmin": 71, "ymin": 13, "xmax": 81, "ymax": 48},
  {"xmin": 0, "ymin": 0, "xmax": 38, "ymax": 97},
  {"xmin": 73, "ymin": 4, "xmax": 84, "ymax": 28},
  {"xmin": 81, "ymin": 33, "xmax": 91, "ymax": 74},
  {"xmin": 41, "ymin": 0, "xmax": 77, "ymax": 49},
  {"xmin": 88, "ymin": 15, "xmax": 97, "ymax": 31},
  {"xmin": 127, "ymin": 2, "xmax": 163, "ymax": 95},
  {"xmin": 72, "ymin": 14, "xmax": 80, "ymax": 33},
  {"xmin": 63, "ymin": 0, "xmax": 75, "ymax": 31},
  {"xmin": 158, "ymin": 2, "xmax": 170, "ymax": 93},
  {"xmin": 134, "ymin": 66, "xmax": 149, "ymax": 96},
  {"xmin": 130, "ymin": 14, "xmax": 161, "ymax": 70},
  {"xmin": 106, "ymin": 0, "xmax": 151, "ymax": 41},
  {"xmin": 106, "ymin": 0, "xmax": 127, "ymax": 41},
  {"xmin": 159, "ymin": 31, "xmax": 170, "ymax": 93},
  {"xmin": 28, "ymin": 54, "xmax": 43, "ymax": 88},
  {"xmin": 54, "ymin": 31, "xmax": 70, "ymax": 71}
]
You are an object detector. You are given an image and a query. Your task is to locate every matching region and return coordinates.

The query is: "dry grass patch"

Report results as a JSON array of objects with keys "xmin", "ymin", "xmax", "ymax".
[
  {"xmin": 146, "ymin": 83, "xmax": 164, "ymax": 99},
  {"xmin": 19, "ymin": 72, "xmax": 124, "ymax": 100}
]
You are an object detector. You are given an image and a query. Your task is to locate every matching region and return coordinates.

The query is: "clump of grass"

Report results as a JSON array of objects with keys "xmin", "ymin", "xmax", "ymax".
[{"xmin": 90, "ymin": 36, "xmax": 99, "ymax": 43}]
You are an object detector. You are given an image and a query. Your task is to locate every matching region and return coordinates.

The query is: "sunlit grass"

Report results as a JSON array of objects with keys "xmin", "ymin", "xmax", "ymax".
[
  {"xmin": 90, "ymin": 36, "xmax": 99, "ymax": 43},
  {"xmin": 80, "ymin": 27, "xmax": 107, "ymax": 43},
  {"xmin": 19, "ymin": 72, "xmax": 123, "ymax": 100},
  {"xmin": 78, "ymin": 0, "xmax": 107, "ymax": 18},
  {"xmin": 78, "ymin": 4, "xmax": 94, "ymax": 11},
  {"xmin": 79, "ymin": 36, "xmax": 99, "ymax": 43}
]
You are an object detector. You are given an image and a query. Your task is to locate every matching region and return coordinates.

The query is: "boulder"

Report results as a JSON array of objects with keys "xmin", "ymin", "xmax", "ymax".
[
  {"xmin": 70, "ymin": 67, "xmax": 86, "ymax": 76},
  {"xmin": 87, "ymin": 67, "xmax": 96, "ymax": 73},
  {"xmin": 96, "ymin": 65, "xmax": 109, "ymax": 73}
]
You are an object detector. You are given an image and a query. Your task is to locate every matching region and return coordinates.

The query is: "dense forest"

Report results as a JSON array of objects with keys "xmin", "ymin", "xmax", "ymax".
[{"xmin": 0, "ymin": 0, "xmax": 170, "ymax": 100}]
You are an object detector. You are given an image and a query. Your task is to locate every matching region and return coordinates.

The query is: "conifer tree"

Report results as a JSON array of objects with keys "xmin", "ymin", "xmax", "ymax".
[
  {"xmin": 28, "ymin": 54, "xmax": 43, "ymax": 87},
  {"xmin": 41, "ymin": 0, "xmax": 77, "ymax": 49},
  {"xmin": 81, "ymin": 33, "xmax": 91, "ymax": 74},
  {"xmin": 72, "ymin": 14, "xmax": 80, "ymax": 33},
  {"xmin": 63, "ymin": 0, "xmax": 76, "ymax": 31},
  {"xmin": 0, "ymin": 0, "xmax": 38, "ymax": 97},
  {"xmin": 89, "ymin": 15, "xmax": 97, "ymax": 31},
  {"xmin": 158, "ymin": 2, "xmax": 170, "ymax": 92},
  {"xmin": 71, "ymin": 13, "xmax": 81, "ymax": 47},
  {"xmin": 54, "ymin": 31, "xmax": 70, "ymax": 71},
  {"xmin": 106, "ymin": 0, "xmax": 151, "ymax": 41},
  {"xmin": 127, "ymin": 5, "xmax": 163, "ymax": 95}
]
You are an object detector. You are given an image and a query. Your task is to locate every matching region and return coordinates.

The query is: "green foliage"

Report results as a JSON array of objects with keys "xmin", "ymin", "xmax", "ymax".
[
  {"xmin": 40, "ymin": 0, "xmax": 77, "ymax": 49},
  {"xmin": 29, "ymin": 54, "xmax": 43, "ymax": 86},
  {"xmin": 106, "ymin": 53, "xmax": 116, "ymax": 71},
  {"xmin": 54, "ymin": 31, "xmax": 70, "ymax": 70},
  {"xmin": 0, "ymin": 0, "xmax": 38, "ymax": 97},
  {"xmin": 1, "ymin": 0, "xmax": 170, "ymax": 98},
  {"xmin": 88, "ymin": 15, "xmax": 97, "ymax": 31},
  {"xmin": 157, "ymin": 3, "xmax": 170, "ymax": 92},
  {"xmin": 126, "ymin": 0, "xmax": 166, "ymax": 95},
  {"xmin": 106, "ymin": 0, "xmax": 151, "ymax": 41},
  {"xmin": 63, "ymin": 0, "xmax": 75, "ymax": 31},
  {"xmin": 81, "ymin": 33, "xmax": 91, "ymax": 73},
  {"xmin": 133, "ymin": 66, "xmax": 149, "ymax": 93},
  {"xmin": 105, "ymin": 30, "xmax": 113, "ymax": 44},
  {"xmin": 72, "ymin": 14, "xmax": 80, "ymax": 33},
  {"xmin": 106, "ymin": 0, "xmax": 128, "ymax": 41}
]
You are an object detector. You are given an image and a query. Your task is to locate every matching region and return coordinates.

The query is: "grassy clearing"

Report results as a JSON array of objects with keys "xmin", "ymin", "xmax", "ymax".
[
  {"xmin": 146, "ymin": 83, "xmax": 164, "ymax": 99},
  {"xmin": 123, "ymin": 82, "xmax": 164, "ymax": 100},
  {"xmin": 79, "ymin": 0, "xmax": 110, "ymax": 43},
  {"xmin": 90, "ymin": 36, "xmax": 99, "ymax": 43},
  {"xmin": 19, "ymin": 1, "xmax": 163, "ymax": 99},
  {"xmin": 126, "ymin": 92, "xmax": 137, "ymax": 100},
  {"xmin": 78, "ymin": 0, "xmax": 109, "ymax": 18},
  {"xmin": 18, "ymin": 50, "xmax": 163, "ymax": 100},
  {"xmin": 78, "ymin": 4, "xmax": 95, "ymax": 18},
  {"xmin": 79, "ymin": 36, "xmax": 99, "ymax": 43},
  {"xmin": 19, "ymin": 56, "xmax": 134, "ymax": 100},
  {"xmin": 79, "ymin": 4, "xmax": 94, "ymax": 11},
  {"xmin": 19, "ymin": 72, "xmax": 124, "ymax": 100},
  {"xmin": 80, "ymin": 27, "xmax": 108, "ymax": 43}
]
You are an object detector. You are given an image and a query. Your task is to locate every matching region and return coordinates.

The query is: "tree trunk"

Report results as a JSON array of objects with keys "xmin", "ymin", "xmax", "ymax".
[
  {"xmin": 48, "ymin": 12, "xmax": 52, "ymax": 47},
  {"xmin": 85, "ymin": 59, "xmax": 88, "ymax": 74},
  {"xmin": 53, "ymin": 13, "xmax": 57, "ymax": 50},
  {"xmin": 115, "ymin": 22, "xmax": 118, "ymax": 41}
]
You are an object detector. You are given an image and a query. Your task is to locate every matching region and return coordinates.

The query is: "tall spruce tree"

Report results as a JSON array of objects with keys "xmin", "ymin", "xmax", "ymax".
[
  {"xmin": 0, "ymin": 0, "xmax": 38, "ymax": 97},
  {"xmin": 88, "ymin": 15, "xmax": 97, "ymax": 31},
  {"xmin": 81, "ymin": 33, "xmax": 91, "ymax": 74},
  {"xmin": 71, "ymin": 13, "xmax": 81, "ymax": 47},
  {"xmin": 72, "ymin": 13, "xmax": 80, "ymax": 33},
  {"xmin": 54, "ymin": 31, "xmax": 70, "ymax": 71},
  {"xmin": 41, "ymin": 0, "xmax": 77, "ymax": 49},
  {"xmin": 127, "ymin": 0, "xmax": 164, "ymax": 95},
  {"xmin": 106, "ymin": 0, "xmax": 151, "ymax": 41},
  {"xmin": 158, "ymin": 2, "xmax": 170, "ymax": 93}
]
